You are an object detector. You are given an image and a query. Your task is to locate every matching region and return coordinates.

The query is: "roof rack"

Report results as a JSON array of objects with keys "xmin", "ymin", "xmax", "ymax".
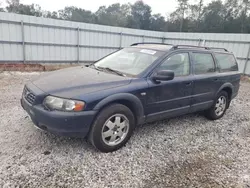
[
  {"xmin": 173, "ymin": 45, "xmax": 209, "ymax": 50},
  {"xmin": 131, "ymin": 42, "xmax": 173, "ymax": 46},
  {"xmin": 207, "ymin": 47, "xmax": 228, "ymax": 52},
  {"xmin": 130, "ymin": 42, "xmax": 229, "ymax": 52},
  {"xmin": 173, "ymin": 45, "xmax": 229, "ymax": 52}
]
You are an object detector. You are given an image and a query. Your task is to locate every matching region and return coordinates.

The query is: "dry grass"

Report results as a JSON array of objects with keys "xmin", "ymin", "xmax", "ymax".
[
  {"xmin": 43, "ymin": 64, "xmax": 79, "ymax": 71},
  {"xmin": 0, "ymin": 63, "xmax": 85, "ymax": 72},
  {"xmin": 0, "ymin": 63, "xmax": 45, "ymax": 72}
]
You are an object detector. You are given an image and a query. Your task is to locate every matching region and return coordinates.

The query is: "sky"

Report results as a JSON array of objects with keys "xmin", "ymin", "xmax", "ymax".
[{"xmin": 16, "ymin": 0, "xmax": 213, "ymax": 16}]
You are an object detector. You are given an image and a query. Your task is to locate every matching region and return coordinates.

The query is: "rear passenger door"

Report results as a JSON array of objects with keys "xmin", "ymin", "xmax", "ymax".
[{"xmin": 190, "ymin": 52, "xmax": 221, "ymax": 112}]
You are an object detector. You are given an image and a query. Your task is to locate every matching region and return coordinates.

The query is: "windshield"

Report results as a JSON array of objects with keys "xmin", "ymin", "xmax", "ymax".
[{"xmin": 94, "ymin": 48, "xmax": 163, "ymax": 76}]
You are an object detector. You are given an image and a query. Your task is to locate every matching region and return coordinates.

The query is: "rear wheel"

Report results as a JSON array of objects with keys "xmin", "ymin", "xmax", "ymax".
[
  {"xmin": 205, "ymin": 91, "xmax": 229, "ymax": 120},
  {"xmin": 88, "ymin": 104, "xmax": 135, "ymax": 153}
]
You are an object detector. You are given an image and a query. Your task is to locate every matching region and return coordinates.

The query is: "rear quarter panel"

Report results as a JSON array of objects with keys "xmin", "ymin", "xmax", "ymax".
[
  {"xmin": 212, "ymin": 52, "xmax": 241, "ymax": 98},
  {"xmin": 216, "ymin": 71, "xmax": 241, "ymax": 99}
]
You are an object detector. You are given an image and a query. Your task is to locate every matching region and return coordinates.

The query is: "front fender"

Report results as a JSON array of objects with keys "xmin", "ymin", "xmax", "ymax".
[{"xmin": 93, "ymin": 93, "xmax": 145, "ymax": 124}]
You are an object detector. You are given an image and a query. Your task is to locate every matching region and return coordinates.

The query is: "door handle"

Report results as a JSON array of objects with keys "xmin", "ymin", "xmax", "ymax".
[
  {"xmin": 185, "ymin": 82, "xmax": 192, "ymax": 86},
  {"xmin": 213, "ymin": 78, "xmax": 219, "ymax": 81}
]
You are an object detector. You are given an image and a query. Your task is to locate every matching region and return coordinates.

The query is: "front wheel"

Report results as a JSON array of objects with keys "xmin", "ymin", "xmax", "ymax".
[
  {"xmin": 205, "ymin": 91, "xmax": 229, "ymax": 120},
  {"xmin": 88, "ymin": 104, "xmax": 135, "ymax": 153}
]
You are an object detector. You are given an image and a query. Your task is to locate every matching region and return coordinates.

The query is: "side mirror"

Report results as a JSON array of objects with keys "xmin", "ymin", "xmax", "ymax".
[{"xmin": 152, "ymin": 70, "xmax": 174, "ymax": 82}]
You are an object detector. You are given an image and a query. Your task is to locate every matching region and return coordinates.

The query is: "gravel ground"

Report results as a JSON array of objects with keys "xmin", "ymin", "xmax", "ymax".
[{"xmin": 1, "ymin": 72, "xmax": 250, "ymax": 188}]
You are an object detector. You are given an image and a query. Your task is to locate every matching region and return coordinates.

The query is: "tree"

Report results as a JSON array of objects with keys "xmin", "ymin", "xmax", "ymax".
[
  {"xmin": 6, "ymin": 0, "xmax": 42, "ymax": 16},
  {"xmin": 239, "ymin": 0, "xmax": 250, "ymax": 32},
  {"xmin": 150, "ymin": 14, "xmax": 167, "ymax": 31},
  {"xmin": 221, "ymin": 0, "xmax": 240, "ymax": 33},
  {"xmin": 95, "ymin": 3, "xmax": 130, "ymax": 27},
  {"xmin": 3, "ymin": 0, "xmax": 250, "ymax": 33},
  {"xmin": 128, "ymin": 1, "xmax": 152, "ymax": 30},
  {"xmin": 177, "ymin": 0, "xmax": 189, "ymax": 32},
  {"xmin": 185, "ymin": 0, "xmax": 206, "ymax": 32},
  {"xmin": 59, "ymin": 6, "xmax": 96, "ymax": 23},
  {"xmin": 6, "ymin": 0, "xmax": 19, "ymax": 12},
  {"xmin": 43, "ymin": 11, "xmax": 58, "ymax": 19},
  {"xmin": 0, "ymin": 0, "xmax": 4, "ymax": 11},
  {"xmin": 224, "ymin": 0, "xmax": 239, "ymax": 18},
  {"xmin": 200, "ymin": 0, "xmax": 226, "ymax": 33}
]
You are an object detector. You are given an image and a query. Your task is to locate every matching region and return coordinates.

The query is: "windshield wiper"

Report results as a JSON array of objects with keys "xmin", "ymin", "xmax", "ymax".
[
  {"xmin": 89, "ymin": 65, "xmax": 126, "ymax": 77},
  {"xmin": 89, "ymin": 64, "xmax": 101, "ymax": 71},
  {"xmin": 102, "ymin": 67, "xmax": 127, "ymax": 77}
]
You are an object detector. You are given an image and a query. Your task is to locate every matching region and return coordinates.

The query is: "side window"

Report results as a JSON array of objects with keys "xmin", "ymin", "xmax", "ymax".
[
  {"xmin": 214, "ymin": 53, "xmax": 238, "ymax": 72},
  {"xmin": 157, "ymin": 53, "xmax": 190, "ymax": 77},
  {"xmin": 193, "ymin": 53, "xmax": 216, "ymax": 75}
]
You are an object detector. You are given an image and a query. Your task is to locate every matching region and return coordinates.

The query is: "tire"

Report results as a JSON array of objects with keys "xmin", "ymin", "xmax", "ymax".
[
  {"xmin": 88, "ymin": 104, "xmax": 135, "ymax": 153},
  {"xmin": 205, "ymin": 91, "xmax": 229, "ymax": 120}
]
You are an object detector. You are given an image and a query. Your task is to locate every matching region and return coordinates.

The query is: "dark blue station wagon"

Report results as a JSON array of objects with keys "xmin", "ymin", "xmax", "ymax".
[{"xmin": 21, "ymin": 43, "xmax": 241, "ymax": 152}]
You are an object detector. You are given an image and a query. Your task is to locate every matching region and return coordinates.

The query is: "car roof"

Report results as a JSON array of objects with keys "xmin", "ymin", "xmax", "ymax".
[{"xmin": 130, "ymin": 43, "xmax": 231, "ymax": 54}]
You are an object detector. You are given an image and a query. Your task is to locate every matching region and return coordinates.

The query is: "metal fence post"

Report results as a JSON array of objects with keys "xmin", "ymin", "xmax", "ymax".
[
  {"xmin": 162, "ymin": 37, "xmax": 165, "ymax": 44},
  {"xmin": 198, "ymin": 39, "xmax": 202, "ymax": 46},
  {"xmin": 203, "ymin": 40, "xmax": 206, "ymax": 47},
  {"xmin": 243, "ymin": 42, "xmax": 250, "ymax": 75},
  {"xmin": 21, "ymin": 20, "xmax": 26, "ymax": 63},
  {"xmin": 77, "ymin": 27, "xmax": 80, "ymax": 64},
  {"xmin": 119, "ymin": 32, "xmax": 123, "ymax": 49}
]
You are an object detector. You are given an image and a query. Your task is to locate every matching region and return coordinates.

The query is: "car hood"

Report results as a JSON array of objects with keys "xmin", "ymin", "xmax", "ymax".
[{"xmin": 32, "ymin": 66, "xmax": 131, "ymax": 98}]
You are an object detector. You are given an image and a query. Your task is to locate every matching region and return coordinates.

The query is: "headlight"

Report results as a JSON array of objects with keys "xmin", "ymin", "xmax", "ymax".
[{"xmin": 43, "ymin": 96, "xmax": 85, "ymax": 112}]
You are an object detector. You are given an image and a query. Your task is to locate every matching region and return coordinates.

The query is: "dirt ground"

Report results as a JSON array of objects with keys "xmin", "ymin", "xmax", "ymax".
[{"xmin": 1, "ymin": 72, "xmax": 250, "ymax": 188}]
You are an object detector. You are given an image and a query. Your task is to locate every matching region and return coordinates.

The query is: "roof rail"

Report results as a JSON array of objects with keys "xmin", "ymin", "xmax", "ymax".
[
  {"xmin": 131, "ymin": 42, "xmax": 173, "ymax": 46},
  {"xmin": 131, "ymin": 43, "xmax": 229, "ymax": 52},
  {"xmin": 173, "ymin": 45, "xmax": 209, "ymax": 50},
  {"xmin": 207, "ymin": 47, "xmax": 228, "ymax": 52}
]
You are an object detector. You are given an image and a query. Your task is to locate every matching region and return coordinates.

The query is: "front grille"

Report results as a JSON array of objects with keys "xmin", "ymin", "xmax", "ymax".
[{"xmin": 23, "ymin": 87, "xmax": 36, "ymax": 104}]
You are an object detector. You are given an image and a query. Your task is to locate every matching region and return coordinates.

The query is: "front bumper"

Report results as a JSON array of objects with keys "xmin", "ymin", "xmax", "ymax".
[{"xmin": 21, "ymin": 96, "xmax": 96, "ymax": 138}]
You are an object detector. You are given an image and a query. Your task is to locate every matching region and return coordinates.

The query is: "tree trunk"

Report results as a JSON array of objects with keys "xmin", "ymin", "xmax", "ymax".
[
  {"xmin": 180, "ymin": 9, "xmax": 184, "ymax": 32},
  {"xmin": 196, "ymin": 0, "xmax": 203, "ymax": 31},
  {"xmin": 241, "ymin": 8, "xmax": 247, "ymax": 33}
]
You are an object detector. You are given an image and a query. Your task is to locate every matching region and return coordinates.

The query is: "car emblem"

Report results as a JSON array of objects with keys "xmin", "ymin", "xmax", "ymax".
[
  {"xmin": 25, "ymin": 91, "xmax": 30, "ymax": 97},
  {"xmin": 23, "ymin": 90, "xmax": 30, "ymax": 98}
]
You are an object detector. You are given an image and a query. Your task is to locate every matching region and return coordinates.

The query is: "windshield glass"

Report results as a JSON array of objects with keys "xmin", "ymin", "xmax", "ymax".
[{"xmin": 94, "ymin": 48, "xmax": 163, "ymax": 76}]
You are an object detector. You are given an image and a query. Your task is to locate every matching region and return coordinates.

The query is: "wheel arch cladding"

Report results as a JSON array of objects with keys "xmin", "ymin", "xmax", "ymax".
[
  {"xmin": 217, "ymin": 83, "xmax": 233, "ymax": 99},
  {"xmin": 222, "ymin": 87, "xmax": 232, "ymax": 100},
  {"xmin": 93, "ymin": 93, "xmax": 145, "ymax": 125},
  {"xmin": 217, "ymin": 83, "xmax": 233, "ymax": 109}
]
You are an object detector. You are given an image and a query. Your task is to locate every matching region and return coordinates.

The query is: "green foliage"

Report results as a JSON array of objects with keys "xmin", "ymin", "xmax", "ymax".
[
  {"xmin": 150, "ymin": 14, "xmax": 168, "ymax": 31},
  {"xmin": 6, "ymin": 0, "xmax": 42, "ymax": 16},
  {"xmin": 43, "ymin": 11, "xmax": 58, "ymax": 19},
  {"xmin": 58, "ymin": 6, "xmax": 96, "ymax": 23},
  {"xmin": 0, "ymin": 0, "xmax": 4, "ymax": 12},
  {"xmin": 3, "ymin": 0, "xmax": 250, "ymax": 33},
  {"xmin": 201, "ymin": 0, "xmax": 226, "ymax": 32},
  {"xmin": 95, "ymin": 4, "xmax": 129, "ymax": 27},
  {"xmin": 128, "ymin": 1, "xmax": 152, "ymax": 30}
]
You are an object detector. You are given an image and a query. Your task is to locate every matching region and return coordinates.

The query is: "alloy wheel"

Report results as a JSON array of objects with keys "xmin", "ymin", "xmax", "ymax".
[
  {"xmin": 215, "ymin": 96, "xmax": 227, "ymax": 116},
  {"xmin": 101, "ymin": 114, "xmax": 129, "ymax": 146}
]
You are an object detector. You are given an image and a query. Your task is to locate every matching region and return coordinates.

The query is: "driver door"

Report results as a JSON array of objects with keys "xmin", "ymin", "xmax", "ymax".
[{"xmin": 145, "ymin": 52, "xmax": 194, "ymax": 122}]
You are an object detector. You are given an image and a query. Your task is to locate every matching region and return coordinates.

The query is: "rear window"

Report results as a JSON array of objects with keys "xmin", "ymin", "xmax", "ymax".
[
  {"xmin": 214, "ymin": 53, "xmax": 238, "ymax": 72},
  {"xmin": 193, "ymin": 53, "xmax": 216, "ymax": 75}
]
